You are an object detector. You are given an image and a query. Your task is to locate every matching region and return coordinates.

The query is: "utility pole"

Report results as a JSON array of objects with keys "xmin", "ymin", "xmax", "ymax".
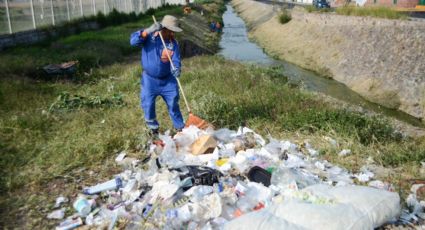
[
  {"xmin": 5, "ymin": 0, "xmax": 12, "ymax": 33},
  {"xmin": 30, "ymin": 0, "xmax": 36, "ymax": 29},
  {"xmin": 66, "ymin": 0, "xmax": 70, "ymax": 21},
  {"xmin": 50, "ymin": 0, "xmax": 55, "ymax": 26}
]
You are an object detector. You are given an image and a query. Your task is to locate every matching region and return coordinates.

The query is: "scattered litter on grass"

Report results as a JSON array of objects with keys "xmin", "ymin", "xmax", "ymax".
[
  {"xmin": 368, "ymin": 180, "xmax": 395, "ymax": 192},
  {"xmin": 338, "ymin": 149, "xmax": 351, "ymax": 157},
  {"xmin": 47, "ymin": 208, "xmax": 65, "ymax": 220},
  {"xmin": 401, "ymin": 182, "xmax": 425, "ymax": 225},
  {"xmin": 323, "ymin": 136, "xmax": 338, "ymax": 147},
  {"xmin": 115, "ymin": 151, "xmax": 127, "ymax": 162},
  {"xmin": 56, "ymin": 217, "xmax": 83, "ymax": 230},
  {"xmin": 355, "ymin": 166, "xmax": 375, "ymax": 182},
  {"xmin": 43, "ymin": 61, "xmax": 78, "ymax": 76},
  {"xmin": 54, "ymin": 196, "xmax": 69, "ymax": 208},
  {"xmin": 48, "ymin": 126, "xmax": 424, "ymax": 229}
]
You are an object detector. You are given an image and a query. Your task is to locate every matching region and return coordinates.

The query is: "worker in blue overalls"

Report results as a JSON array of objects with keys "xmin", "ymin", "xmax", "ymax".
[{"xmin": 130, "ymin": 15, "xmax": 184, "ymax": 137}]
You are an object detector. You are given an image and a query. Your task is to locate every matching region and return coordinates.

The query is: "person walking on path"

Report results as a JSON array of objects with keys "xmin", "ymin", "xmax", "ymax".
[{"xmin": 130, "ymin": 15, "xmax": 184, "ymax": 137}]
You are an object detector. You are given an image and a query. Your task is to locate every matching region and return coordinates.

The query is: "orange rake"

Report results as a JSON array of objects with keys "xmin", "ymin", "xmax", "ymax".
[{"xmin": 152, "ymin": 16, "xmax": 211, "ymax": 130}]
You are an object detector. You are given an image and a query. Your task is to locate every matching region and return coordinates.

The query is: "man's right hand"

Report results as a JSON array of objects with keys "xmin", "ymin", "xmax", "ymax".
[{"xmin": 145, "ymin": 22, "xmax": 162, "ymax": 35}]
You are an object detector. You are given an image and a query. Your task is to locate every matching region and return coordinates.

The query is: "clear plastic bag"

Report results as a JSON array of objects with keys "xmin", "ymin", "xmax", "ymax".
[{"xmin": 271, "ymin": 167, "xmax": 319, "ymax": 191}]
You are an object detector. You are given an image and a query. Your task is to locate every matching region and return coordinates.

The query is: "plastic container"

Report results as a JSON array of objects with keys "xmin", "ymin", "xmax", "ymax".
[
  {"xmin": 83, "ymin": 177, "xmax": 123, "ymax": 195},
  {"xmin": 73, "ymin": 197, "xmax": 90, "ymax": 216},
  {"xmin": 73, "ymin": 197, "xmax": 93, "ymax": 217},
  {"xmin": 247, "ymin": 166, "xmax": 272, "ymax": 187}
]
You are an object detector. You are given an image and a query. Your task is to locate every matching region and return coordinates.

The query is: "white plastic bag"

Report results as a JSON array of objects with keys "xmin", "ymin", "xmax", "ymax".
[
  {"xmin": 224, "ymin": 208, "xmax": 307, "ymax": 230},
  {"xmin": 303, "ymin": 184, "xmax": 401, "ymax": 228},
  {"xmin": 267, "ymin": 200, "xmax": 373, "ymax": 230}
]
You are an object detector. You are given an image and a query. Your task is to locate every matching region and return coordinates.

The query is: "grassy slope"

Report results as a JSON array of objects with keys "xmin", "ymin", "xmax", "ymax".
[
  {"xmin": 336, "ymin": 6, "xmax": 408, "ymax": 20},
  {"xmin": 0, "ymin": 0, "xmax": 424, "ymax": 228},
  {"xmin": 304, "ymin": 5, "xmax": 407, "ymax": 20}
]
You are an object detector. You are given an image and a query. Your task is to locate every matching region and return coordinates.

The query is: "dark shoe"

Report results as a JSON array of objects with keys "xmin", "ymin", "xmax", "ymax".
[
  {"xmin": 148, "ymin": 128, "xmax": 160, "ymax": 140},
  {"xmin": 170, "ymin": 128, "xmax": 183, "ymax": 137}
]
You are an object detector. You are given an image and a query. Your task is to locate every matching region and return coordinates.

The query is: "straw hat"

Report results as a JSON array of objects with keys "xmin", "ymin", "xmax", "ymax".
[{"xmin": 161, "ymin": 15, "xmax": 182, "ymax": 32}]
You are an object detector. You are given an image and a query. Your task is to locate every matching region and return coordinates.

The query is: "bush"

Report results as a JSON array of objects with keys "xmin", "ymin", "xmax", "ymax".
[
  {"xmin": 306, "ymin": 5, "xmax": 316, "ymax": 13},
  {"xmin": 279, "ymin": 10, "xmax": 292, "ymax": 24},
  {"xmin": 48, "ymin": 92, "xmax": 125, "ymax": 111}
]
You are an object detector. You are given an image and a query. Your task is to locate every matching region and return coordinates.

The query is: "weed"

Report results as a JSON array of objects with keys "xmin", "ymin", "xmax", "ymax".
[
  {"xmin": 48, "ymin": 92, "xmax": 125, "ymax": 112},
  {"xmin": 306, "ymin": 5, "xmax": 316, "ymax": 13},
  {"xmin": 279, "ymin": 10, "xmax": 292, "ymax": 24}
]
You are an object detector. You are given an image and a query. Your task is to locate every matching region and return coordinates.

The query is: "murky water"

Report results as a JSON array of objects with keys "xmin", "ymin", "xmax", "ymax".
[{"xmin": 219, "ymin": 4, "xmax": 423, "ymax": 127}]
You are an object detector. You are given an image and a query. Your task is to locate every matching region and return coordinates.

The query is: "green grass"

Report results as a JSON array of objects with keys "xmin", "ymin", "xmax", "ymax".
[
  {"xmin": 336, "ymin": 6, "xmax": 408, "ymax": 19},
  {"xmin": 279, "ymin": 10, "xmax": 292, "ymax": 24}
]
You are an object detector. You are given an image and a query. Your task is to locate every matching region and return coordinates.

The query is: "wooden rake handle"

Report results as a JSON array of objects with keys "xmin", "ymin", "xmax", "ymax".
[{"xmin": 152, "ymin": 15, "xmax": 191, "ymax": 114}]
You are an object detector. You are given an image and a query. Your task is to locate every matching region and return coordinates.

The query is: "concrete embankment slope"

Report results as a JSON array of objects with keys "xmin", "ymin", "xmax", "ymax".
[{"xmin": 232, "ymin": 0, "xmax": 425, "ymax": 122}]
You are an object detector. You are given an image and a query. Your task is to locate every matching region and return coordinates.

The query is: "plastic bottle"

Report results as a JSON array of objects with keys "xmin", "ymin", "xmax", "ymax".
[
  {"xmin": 56, "ymin": 217, "xmax": 83, "ymax": 230},
  {"xmin": 73, "ymin": 196, "xmax": 94, "ymax": 217},
  {"xmin": 83, "ymin": 177, "xmax": 122, "ymax": 195}
]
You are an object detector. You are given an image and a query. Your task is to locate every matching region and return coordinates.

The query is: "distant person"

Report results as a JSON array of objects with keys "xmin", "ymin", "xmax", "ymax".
[
  {"xmin": 130, "ymin": 15, "xmax": 184, "ymax": 138},
  {"xmin": 215, "ymin": 21, "xmax": 222, "ymax": 33},
  {"xmin": 210, "ymin": 21, "xmax": 216, "ymax": 32}
]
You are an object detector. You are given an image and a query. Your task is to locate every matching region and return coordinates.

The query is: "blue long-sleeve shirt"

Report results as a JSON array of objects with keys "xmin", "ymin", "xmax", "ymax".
[{"xmin": 130, "ymin": 30, "xmax": 181, "ymax": 79}]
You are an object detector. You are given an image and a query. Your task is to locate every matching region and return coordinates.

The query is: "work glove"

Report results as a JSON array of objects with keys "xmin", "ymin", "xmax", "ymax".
[
  {"xmin": 171, "ymin": 68, "xmax": 181, "ymax": 78},
  {"xmin": 144, "ymin": 22, "xmax": 162, "ymax": 34}
]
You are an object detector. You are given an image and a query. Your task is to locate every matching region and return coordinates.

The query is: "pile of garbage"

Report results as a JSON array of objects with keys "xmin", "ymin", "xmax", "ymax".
[{"xmin": 47, "ymin": 126, "xmax": 425, "ymax": 229}]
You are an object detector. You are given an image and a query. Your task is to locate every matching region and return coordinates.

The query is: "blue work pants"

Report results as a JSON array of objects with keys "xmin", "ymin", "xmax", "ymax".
[{"xmin": 140, "ymin": 72, "xmax": 185, "ymax": 130}]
